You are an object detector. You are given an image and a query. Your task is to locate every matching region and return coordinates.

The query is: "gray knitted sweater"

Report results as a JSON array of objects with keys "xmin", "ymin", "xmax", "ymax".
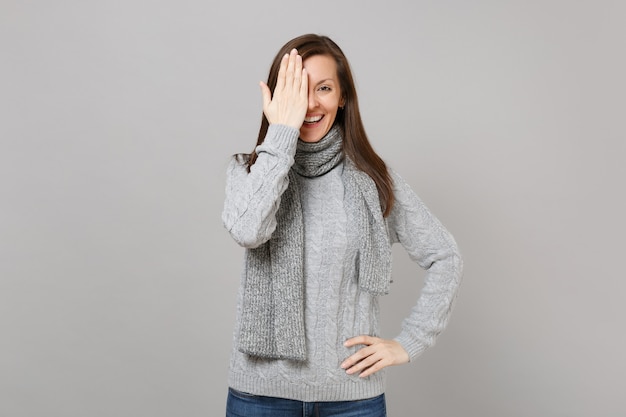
[{"xmin": 222, "ymin": 124, "xmax": 463, "ymax": 402}]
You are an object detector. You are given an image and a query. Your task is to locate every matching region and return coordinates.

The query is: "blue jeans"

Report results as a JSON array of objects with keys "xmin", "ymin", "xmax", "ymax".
[{"xmin": 226, "ymin": 388, "xmax": 387, "ymax": 417}]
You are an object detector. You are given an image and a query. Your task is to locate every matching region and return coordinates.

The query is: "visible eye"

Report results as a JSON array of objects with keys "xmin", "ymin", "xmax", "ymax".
[{"xmin": 317, "ymin": 85, "xmax": 332, "ymax": 92}]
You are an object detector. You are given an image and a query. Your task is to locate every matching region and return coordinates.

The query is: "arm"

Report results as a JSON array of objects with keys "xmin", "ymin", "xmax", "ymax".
[
  {"xmin": 222, "ymin": 124, "xmax": 299, "ymax": 248},
  {"xmin": 222, "ymin": 49, "xmax": 308, "ymax": 248},
  {"xmin": 342, "ymin": 170, "xmax": 463, "ymax": 376},
  {"xmin": 389, "ymin": 170, "xmax": 463, "ymax": 360}
]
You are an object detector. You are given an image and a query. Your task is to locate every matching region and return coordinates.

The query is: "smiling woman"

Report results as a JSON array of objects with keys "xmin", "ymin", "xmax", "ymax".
[
  {"xmin": 297, "ymin": 55, "xmax": 344, "ymax": 143},
  {"xmin": 221, "ymin": 34, "xmax": 463, "ymax": 417}
]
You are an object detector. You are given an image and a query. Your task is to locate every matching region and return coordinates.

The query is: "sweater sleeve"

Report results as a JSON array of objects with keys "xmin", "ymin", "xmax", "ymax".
[
  {"xmin": 387, "ymin": 170, "xmax": 463, "ymax": 361},
  {"xmin": 222, "ymin": 124, "xmax": 300, "ymax": 248}
]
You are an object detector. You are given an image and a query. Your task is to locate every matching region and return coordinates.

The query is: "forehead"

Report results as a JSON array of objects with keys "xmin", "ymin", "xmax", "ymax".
[{"xmin": 303, "ymin": 55, "xmax": 338, "ymax": 81}]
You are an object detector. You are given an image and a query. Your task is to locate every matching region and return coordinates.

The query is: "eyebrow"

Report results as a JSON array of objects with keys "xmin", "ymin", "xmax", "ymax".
[{"xmin": 313, "ymin": 78, "xmax": 337, "ymax": 86}]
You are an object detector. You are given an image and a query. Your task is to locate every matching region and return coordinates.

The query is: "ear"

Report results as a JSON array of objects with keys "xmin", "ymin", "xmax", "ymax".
[{"xmin": 340, "ymin": 97, "xmax": 346, "ymax": 108}]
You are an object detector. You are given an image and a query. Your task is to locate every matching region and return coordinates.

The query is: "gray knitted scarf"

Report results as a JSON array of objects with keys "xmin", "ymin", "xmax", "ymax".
[{"xmin": 238, "ymin": 126, "xmax": 392, "ymax": 361}]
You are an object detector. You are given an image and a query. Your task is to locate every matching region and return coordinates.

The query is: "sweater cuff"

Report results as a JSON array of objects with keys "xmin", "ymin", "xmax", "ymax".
[
  {"xmin": 394, "ymin": 333, "xmax": 427, "ymax": 362},
  {"xmin": 256, "ymin": 124, "xmax": 300, "ymax": 157}
]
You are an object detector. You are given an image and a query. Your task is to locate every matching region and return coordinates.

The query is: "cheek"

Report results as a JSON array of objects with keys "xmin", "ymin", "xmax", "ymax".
[{"xmin": 325, "ymin": 98, "xmax": 341, "ymax": 116}]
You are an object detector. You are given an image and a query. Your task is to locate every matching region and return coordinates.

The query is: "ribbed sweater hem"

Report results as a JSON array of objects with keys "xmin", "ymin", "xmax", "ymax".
[{"xmin": 228, "ymin": 371, "xmax": 386, "ymax": 402}]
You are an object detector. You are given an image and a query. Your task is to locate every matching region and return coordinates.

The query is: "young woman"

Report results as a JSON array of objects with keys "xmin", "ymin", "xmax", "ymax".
[{"xmin": 222, "ymin": 34, "xmax": 463, "ymax": 417}]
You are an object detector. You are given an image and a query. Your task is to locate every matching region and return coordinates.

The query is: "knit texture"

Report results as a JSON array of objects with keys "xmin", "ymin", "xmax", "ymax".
[
  {"xmin": 238, "ymin": 126, "xmax": 392, "ymax": 361},
  {"xmin": 222, "ymin": 123, "xmax": 463, "ymax": 402}
]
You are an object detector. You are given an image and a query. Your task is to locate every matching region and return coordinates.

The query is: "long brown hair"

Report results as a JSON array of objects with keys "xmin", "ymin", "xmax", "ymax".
[{"xmin": 246, "ymin": 34, "xmax": 394, "ymax": 216}]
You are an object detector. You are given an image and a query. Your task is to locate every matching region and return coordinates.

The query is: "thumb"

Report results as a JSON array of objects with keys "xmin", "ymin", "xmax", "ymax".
[{"xmin": 259, "ymin": 81, "xmax": 271, "ymax": 111}]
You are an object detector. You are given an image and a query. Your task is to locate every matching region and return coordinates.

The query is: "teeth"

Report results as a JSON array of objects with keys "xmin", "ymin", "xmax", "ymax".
[{"xmin": 304, "ymin": 115, "xmax": 323, "ymax": 123}]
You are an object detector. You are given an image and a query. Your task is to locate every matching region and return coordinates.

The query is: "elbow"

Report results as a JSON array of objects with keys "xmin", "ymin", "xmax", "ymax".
[
  {"xmin": 424, "ymin": 247, "xmax": 462, "ymax": 271},
  {"xmin": 433, "ymin": 234, "xmax": 463, "ymax": 275},
  {"xmin": 229, "ymin": 230, "xmax": 268, "ymax": 249},
  {"xmin": 222, "ymin": 215, "xmax": 272, "ymax": 249}
]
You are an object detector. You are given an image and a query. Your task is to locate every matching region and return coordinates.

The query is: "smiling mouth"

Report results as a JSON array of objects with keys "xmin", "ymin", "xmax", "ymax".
[{"xmin": 303, "ymin": 115, "xmax": 323, "ymax": 125}]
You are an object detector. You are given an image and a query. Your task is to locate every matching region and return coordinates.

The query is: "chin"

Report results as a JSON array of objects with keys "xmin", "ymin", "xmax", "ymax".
[{"xmin": 300, "ymin": 126, "xmax": 331, "ymax": 143}]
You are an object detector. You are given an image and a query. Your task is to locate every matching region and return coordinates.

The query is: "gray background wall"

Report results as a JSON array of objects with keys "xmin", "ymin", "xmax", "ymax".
[{"xmin": 2, "ymin": 1, "xmax": 624, "ymax": 416}]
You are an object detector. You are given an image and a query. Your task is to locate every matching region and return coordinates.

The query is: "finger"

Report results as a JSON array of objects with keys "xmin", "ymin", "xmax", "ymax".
[
  {"xmin": 346, "ymin": 356, "xmax": 378, "ymax": 375},
  {"xmin": 284, "ymin": 49, "xmax": 297, "ymax": 88},
  {"xmin": 293, "ymin": 53, "xmax": 303, "ymax": 89},
  {"xmin": 344, "ymin": 335, "xmax": 377, "ymax": 348},
  {"xmin": 345, "ymin": 353, "xmax": 381, "ymax": 375},
  {"xmin": 300, "ymin": 67, "xmax": 308, "ymax": 98},
  {"xmin": 358, "ymin": 357, "xmax": 389, "ymax": 378},
  {"xmin": 341, "ymin": 345, "xmax": 376, "ymax": 370},
  {"xmin": 274, "ymin": 53, "xmax": 289, "ymax": 93},
  {"xmin": 259, "ymin": 81, "xmax": 271, "ymax": 111}
]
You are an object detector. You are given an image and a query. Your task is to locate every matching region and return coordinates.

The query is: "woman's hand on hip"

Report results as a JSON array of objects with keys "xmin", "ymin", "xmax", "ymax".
[
  {"xmin": 341, "ymin": 336, "xmax": 410, "ymax": 378},
  {"xmin": 260, "ymin": 48, "xmax": 308, "ymax": 129}
]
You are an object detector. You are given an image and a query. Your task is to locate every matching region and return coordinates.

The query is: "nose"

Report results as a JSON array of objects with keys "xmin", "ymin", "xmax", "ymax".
[{"xmin": 308, "ymin": 91, "xmax": 318, "ymax": 110}]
